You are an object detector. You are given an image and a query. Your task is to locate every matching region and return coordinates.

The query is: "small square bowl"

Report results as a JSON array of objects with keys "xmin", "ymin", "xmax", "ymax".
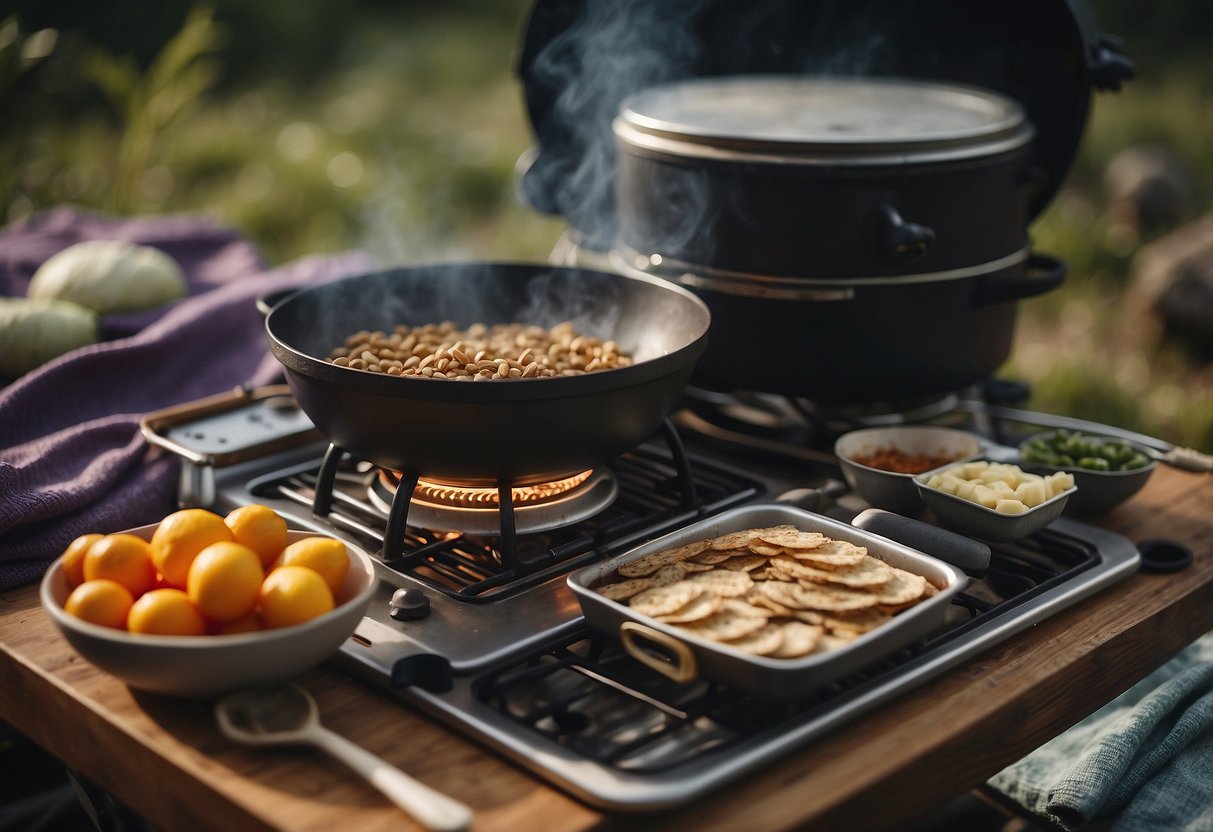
[
  {"xmin": 40, "ymin": 526, "xmax": 378, "ymax": 698},
  {"xmin": 1017, "ymin": 431, "xmax": 1157, "ymax": 515},
  {"xmin": 834, "ymin": 426, "xmax": 985, "ymax": 515},
  {"xmin": 913, "ymin": 461, "xmax": 1077, "ymax": 543}
]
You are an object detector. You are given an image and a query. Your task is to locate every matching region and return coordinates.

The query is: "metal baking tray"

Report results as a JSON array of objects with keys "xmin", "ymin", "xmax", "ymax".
[{"xmin": 568, "ymin": 503, "xmax": 967, "ymax": 701}]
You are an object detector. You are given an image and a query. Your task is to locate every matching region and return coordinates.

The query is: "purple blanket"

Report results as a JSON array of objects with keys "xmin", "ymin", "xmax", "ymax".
[{"xmin": 0, "ymin": 207, "xmax": 371, "ymax": 589}]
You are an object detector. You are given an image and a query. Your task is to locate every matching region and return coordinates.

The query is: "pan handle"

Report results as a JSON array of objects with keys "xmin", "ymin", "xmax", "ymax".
[
  {"xmin": 255, "ymin": 287, "xmax": 303, "ymax": 317},
  {"xmin": 976, "ymin": 252, "xmax": 1066, "ymax": 306},
  {"xmin": 853, "ymin": 508, "xmax": 992, "ymax": 575},
  {"xmin": 620, "ymin": 621, "xmax": 699, "ymax": 684}
]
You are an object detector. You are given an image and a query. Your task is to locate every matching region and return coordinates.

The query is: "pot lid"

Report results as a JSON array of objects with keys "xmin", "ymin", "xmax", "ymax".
[
  {"xmin": 516, "ymin": 0, "xmax": 1133, "ymax": 248},
  {"xmin": 614, "ymin": 76, "xmax": 1033, "ymax": 165}
]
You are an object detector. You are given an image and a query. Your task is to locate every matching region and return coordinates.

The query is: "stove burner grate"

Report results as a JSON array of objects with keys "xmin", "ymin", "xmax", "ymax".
[{"xmin": 252, "ymin": 440, "xmax": 763, "ymax": 603}]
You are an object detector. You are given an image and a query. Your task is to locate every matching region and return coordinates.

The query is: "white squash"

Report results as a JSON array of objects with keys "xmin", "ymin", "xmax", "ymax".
[
  {"xmin": 0, "ymin": 297, "xmax": 99, "ymax": 377},
  {"xmin": 28, "ymin": 240, "xmax": 186, "ymax": 315}
]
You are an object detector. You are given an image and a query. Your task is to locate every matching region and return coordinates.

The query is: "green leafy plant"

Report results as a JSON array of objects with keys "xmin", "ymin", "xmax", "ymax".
[{"xmin": 83, "ymin": 5, "xmax": 223, "ymax": 212}]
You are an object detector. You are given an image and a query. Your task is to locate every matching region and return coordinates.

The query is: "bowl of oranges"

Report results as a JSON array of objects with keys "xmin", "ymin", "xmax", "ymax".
[{"xmin": 39, "ymin": 504, "xmax": 378, "ymax": 698}]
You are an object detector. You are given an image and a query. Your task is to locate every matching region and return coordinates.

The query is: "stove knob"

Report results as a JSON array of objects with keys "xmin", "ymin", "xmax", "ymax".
[{"xmin": 389, "ymin": 587, "xmax": 431, "ymax": 621}]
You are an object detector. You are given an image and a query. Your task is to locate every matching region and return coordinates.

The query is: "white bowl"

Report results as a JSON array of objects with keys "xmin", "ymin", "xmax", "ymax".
[{"xmin": 41, "ymin": 525, "xmax": 378, "ymax": 698}]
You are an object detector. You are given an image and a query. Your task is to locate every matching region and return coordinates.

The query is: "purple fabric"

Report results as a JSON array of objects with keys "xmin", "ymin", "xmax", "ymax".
[{"xmin": 0, "ymin": 207, "xmax": 371, "ymax": 589}]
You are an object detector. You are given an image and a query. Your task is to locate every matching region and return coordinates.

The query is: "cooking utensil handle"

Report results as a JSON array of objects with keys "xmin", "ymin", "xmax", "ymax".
[
  {"xmin": 1161, "ymin": 446, "xmax": 1213, "ymax": 473},
  {"xmin": 976, "ymin": 252, "xmax": 1066, "ymax": 305},
  {"xmin": 620, "ymin": 621, "xmax": 698, "ymax": 683},
  {"xmin": 309, "ymin": 725, "xmax": 473, "ymax": 831},
  {"xmin": 852, "ymin": 508, "xmax": 992, "ymax": 574},
  {"xmin": 879, "ymin": 205, "xmax": 935, "ymax": 262},
  {"xmin": 255, "ymin": 287, "xmax": 302, "ymax": 317},
  {"xmin": 958, "ymin": 401, "xmax": 1203, "ymax": 465}
]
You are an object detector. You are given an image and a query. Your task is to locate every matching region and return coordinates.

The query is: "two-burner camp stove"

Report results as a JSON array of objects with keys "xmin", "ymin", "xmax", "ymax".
[{"xmin": 142, "ymin": 384, "xmax": 1139, "ymax": 811}]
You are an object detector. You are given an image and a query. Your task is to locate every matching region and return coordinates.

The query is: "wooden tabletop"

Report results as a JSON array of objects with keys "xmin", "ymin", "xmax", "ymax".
[{"xmin": 3, "ymin": 464, "xmax": 1211, "ymax": 832}]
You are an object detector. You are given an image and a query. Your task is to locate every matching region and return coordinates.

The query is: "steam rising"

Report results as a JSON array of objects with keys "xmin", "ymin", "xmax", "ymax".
[
  {"xmin": 524, "ymin": 0, "xmax": 905, "ymax": 261},
  {"xmin": 527, "ymin": 0, "xmax": 709, "ymax": 250}
]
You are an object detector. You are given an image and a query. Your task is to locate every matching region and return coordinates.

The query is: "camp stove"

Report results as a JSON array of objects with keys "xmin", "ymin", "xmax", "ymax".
[{"xmin": 143, "ymin": 384, "xmax": 1140, "ymax": 811}]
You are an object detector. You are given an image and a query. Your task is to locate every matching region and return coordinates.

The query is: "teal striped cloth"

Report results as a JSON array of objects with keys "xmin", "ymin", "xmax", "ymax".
[{"xmin": 988, "ymin": 631, "xmax": 1213, "ymax": 831}]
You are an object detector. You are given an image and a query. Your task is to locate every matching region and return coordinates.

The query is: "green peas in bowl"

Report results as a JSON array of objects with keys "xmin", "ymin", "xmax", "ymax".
[{"xmin": 1018, "ymin": 430, "xmax": 1155, "ymax": 514}]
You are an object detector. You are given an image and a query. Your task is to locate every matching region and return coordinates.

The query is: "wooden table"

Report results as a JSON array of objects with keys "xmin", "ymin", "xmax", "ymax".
[{"xmin": 3, "ymin": 465, "xmax": 1212, "ymax": 832}]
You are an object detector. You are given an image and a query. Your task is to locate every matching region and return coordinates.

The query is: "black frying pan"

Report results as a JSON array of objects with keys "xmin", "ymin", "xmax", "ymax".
[{"xmin": 264, "ymin": 262, "xmax": 710, "ymax": 485}]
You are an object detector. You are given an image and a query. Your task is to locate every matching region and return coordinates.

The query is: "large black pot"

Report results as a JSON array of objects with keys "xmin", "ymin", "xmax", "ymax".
[
  {"xmin": 514, "ymin": 0, "xmax": 1129, "ymax": 403},
  {"xmin": 614, "ymin": 77, "xmax": 1041, "ymax": 279},
  {"xmin": 264, "ymin": 263, "xmax": 710, "ymax": 485},
  {"xmin": 609, "ymin": 75, "xmax": 1065, "ymax": 402}
]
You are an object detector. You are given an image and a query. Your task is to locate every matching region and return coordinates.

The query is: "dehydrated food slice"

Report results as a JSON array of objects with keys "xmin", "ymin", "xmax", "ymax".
[
  {"xmin": 719, "ymin": 554, "xmax": 768, "ymax": 572},
  {"xmin": 745, "ymin": 587, "xmax": 797, "ymax": 617},
  {"xmin": 870, "ymin": 568, "xmax": 928, "ymax": 606},
  {"xmin": 650, "ymin": 564, "xmax": 691, "ymax": 587},
  {"xmin": 655, "ymin": 591, "xmax": 723, "ymax": 624},
  {"xmin": 707, "ymin": 525, "xmax": 797, "ymax": 551},
  {"xmin": 597, "ymin": 578, "xmax": 654, "ymax": 601},
  {"xmin": 782, "ymin": 582, "xmax": 880, "ymax": 612},
  {"xmin": 812, "ymin": 633, "xmax": 857, "ymax": 654},
  {"xmin": 748, "ymin": 542, "xmax": 787, "ymax": 557},
  {"xmin": 708, "ymin": 529, "xmax": 766, "ymax": 551},
  {"xmin": 688, "ymin": 549, "xmax": 736, "ymax": 565},
  {"xmin": 756, "ymin": 528, "xmax": 828, "ymax": 549},
  {"xmin": 719, "ymin": 598, "xmax": 770, "ymax": 619},
  {"xmin": 723, "ymin": 623, "xmax": 784, "ymax": 656},
  {"xmin": 786, "ymin": 539, "xmax": 867, "ymax": 568},
  {"xmin": 820, "ymin": 608, "xmax": 893, "ymax": 635},
  {"xmin": 629, "ymin": 581, "xmax": 704, "ymax": 617},
  {"xmin": 770, "ymin": 621, "xmax": 824, "ymax": 658},
  {"xmin": 678, "ymin": 607, "xmax": 770, "ymax": 642},
  {"xmin": 772, "ymin": 554, "xmax": 893, "ymax": 588},
  {"xmin": 684, "ymin": 568, "xmax": 754, "ymax": 597},
  {"xmin": 753, "ymin": 579, "xmax": 805, "ymax": 609},
  {"xmin": 618, "ymin": 539, "xmax": 710, "ymax": 577}
]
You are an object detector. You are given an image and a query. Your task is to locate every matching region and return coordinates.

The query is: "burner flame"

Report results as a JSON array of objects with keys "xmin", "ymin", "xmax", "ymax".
[{"xmin": 382, "ymin": 469, "xmax": 595, "ymax": 509}]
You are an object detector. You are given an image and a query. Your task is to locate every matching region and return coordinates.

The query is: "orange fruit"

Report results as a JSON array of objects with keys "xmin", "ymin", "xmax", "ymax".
[
  {"xmin": 82, "ymin": 534, "xmax": 157, "ymax": 597},
  {"xmin": 224, "ymin": 504, "xmax": 288, "ymax": 568},
  {"xmin": 258, "ymin": 565, "xmax": 334, "ymax": 629},
  {"xmin": 214, "ymin": 612, "xmax": 263, "ymax": 635},
  {"xmin": 280, "ymin": 536, "xmax": 349, "ymax": 596},
  {"xmin": 60, "ymin": 533, "xmax": 103, "ymax": 588},
  {"xmin": 186, "ymin": 541, "xmax": 263, "ymax": 623},
  {"xmin": 64, "ymin": 579, "xmax": 134, "ymax": 630},
  {"xmin": 151, "ymin": 509, "xmax": 234, "ymax": 589},
  {"xmin": 127, "ymin": 589, "xmax": 207, "ymax": 636}
]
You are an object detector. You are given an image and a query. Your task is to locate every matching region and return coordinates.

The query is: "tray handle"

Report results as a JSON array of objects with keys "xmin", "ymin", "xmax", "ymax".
[{"xmin": 620, "ymin": 621, "xmax": 699, "ymax": 684}]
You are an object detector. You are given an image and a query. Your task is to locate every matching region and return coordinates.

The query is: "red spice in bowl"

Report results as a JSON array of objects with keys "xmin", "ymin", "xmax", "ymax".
[{"xmin": 850, "ymin": 448, "xmax": 959, "ymax": 475}]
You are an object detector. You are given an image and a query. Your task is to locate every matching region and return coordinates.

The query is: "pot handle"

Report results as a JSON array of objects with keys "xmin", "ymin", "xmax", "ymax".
[
  {"xmin": 620, "ymin": 621, "xmax": 699, "ymax": 684},
  {"xmin": 879, "ymin": 205, "xmax": 935, "ymax": 262},
  {"xmin": 976, "ymin": 252, "xmax": 1066, "ymax": 306}
]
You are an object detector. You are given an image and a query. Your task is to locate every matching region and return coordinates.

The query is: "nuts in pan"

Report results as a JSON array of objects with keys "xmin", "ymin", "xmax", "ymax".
[
  {"xmin": 594, "ymin": 525, "xmax": 938, "ymax": 659},
  {"xmin": 326, "ymin": 321, "xmax": 633, "ymax": 380}
]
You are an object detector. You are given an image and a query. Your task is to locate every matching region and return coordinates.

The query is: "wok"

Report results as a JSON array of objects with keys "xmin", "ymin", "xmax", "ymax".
[{"xmin": 264, "ymin": 263, "xmax": 710, "ymax": 485}]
